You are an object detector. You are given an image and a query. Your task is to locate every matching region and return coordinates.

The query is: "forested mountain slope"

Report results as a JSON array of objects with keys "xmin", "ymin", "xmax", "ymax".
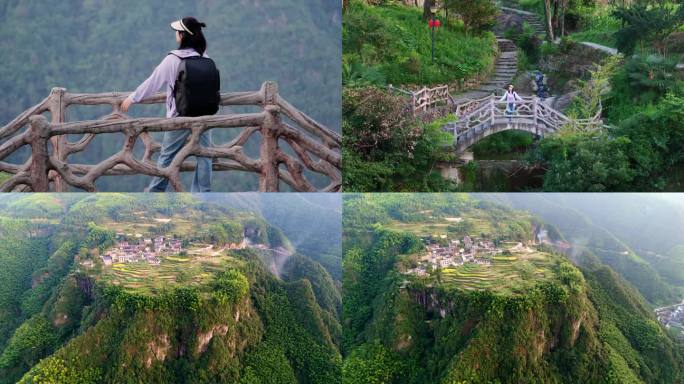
[
  {"xmin": 342, "ymin": 194, "xmax": 683, "ymax": 383},
  {"xmin": 0, "ymin": 194, "xmax": 342, "ymax": 383},
  {"xmin": 480, "ymin": 193, "xmax": 684, "ymax": 306}
]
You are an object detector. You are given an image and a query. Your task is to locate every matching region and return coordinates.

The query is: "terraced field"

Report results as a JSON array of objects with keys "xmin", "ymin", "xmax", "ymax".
[
  {"xmin": 438, "ymin": 249, "xmax": 557, "ymax": 294},
  {"xmin": 94, "ymin": 250, "xmax": 244, "ymax": 295},
  {"xmin": 389, "ymin": 216, "xmax": 494, "ymax": 237},
  {"xmin": 102, "ymin": 214, "xmax": 197, "ymax": 237}
]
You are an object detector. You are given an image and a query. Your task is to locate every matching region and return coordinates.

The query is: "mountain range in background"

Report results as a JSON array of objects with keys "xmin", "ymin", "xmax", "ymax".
[{"xmin": 479, "ymin": 193, "xmax": 684, "ymax": 306}]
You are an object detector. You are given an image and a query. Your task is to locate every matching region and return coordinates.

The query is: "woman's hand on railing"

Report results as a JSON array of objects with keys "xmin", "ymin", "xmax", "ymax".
[{"xmin": 121, "ymin": 96, "xmax": 133, "ymax": 113}]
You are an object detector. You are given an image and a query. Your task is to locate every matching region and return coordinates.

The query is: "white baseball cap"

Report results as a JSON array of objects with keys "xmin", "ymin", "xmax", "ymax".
[{"xmin": 170, "ymin": 19, "xmax": 194, "ymax": 35}]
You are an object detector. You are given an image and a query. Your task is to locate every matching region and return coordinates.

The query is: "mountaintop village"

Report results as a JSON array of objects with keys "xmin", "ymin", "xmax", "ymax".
[
  {"xmin": 404, "ymin": 223, "xmax": 569, "ymax": 277},
  {"xmin": 656, "ymin": 301, "xmax": 684, "ymax": 343},
  {"xmin": 97, "ymin": 231, "xmax": 250, "ymax": 267}
]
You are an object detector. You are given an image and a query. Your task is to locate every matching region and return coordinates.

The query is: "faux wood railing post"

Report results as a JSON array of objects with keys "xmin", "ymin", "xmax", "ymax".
[
  {"xmin": 28, "ymin": 115, "xmax": 51, "ymax": 192},
  {"xmin": 47, "ymin": 87, "xmax": 67, "ymax": 191},
  {"xmin": 490, "ymin": 96, "xmax": 495, "ymax": 124},
  {"xmin": 533, "ymin": 98, "xmax": 538, "ymax": 135},
  {"xmin": 259, "ymin": 81, "xmax": 280, "ymax": 192}
]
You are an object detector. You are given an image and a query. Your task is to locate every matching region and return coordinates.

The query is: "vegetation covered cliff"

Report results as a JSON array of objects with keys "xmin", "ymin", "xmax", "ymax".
[
  {"xmin": 342, "ymin": 194, "xmax": 684, "ymax": 383},
  {"xmin": 0, "ymin": 194, "xmax": 342, "ymax": 384}
]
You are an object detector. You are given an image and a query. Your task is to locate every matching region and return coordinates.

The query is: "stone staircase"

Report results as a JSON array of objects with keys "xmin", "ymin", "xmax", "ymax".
[{"xmin": 451, "ymin": 38, "xmax": 518, "ymax": 104}]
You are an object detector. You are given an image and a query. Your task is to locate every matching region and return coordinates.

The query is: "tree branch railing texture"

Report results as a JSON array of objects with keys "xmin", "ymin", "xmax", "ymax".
[
  {"xmin": 387, "ymin": 84, "xmax": 452, "ymax": 117},
  {"xmin": 0, "ymin": 81, "xmax": 341, "ymax": 192}
]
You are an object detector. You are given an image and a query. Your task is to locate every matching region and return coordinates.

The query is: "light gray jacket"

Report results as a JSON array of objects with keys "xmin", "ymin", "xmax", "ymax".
[{"xmin": 127, "ymin": 48, "xmax": 208, "ymax": 117}]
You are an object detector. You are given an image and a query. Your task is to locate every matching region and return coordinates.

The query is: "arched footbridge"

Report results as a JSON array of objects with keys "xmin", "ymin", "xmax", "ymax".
[{"xmin": 442, "ymin": 95, "xmax": 603, "ymax": 154}]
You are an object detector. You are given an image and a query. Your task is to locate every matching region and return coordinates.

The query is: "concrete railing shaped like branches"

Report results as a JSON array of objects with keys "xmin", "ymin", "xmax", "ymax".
[
  {"xmin": 0, "ymin": 82, "xmax": 341, "ymax": 192},
  {"xmin": 388, "ymin": 84, "xmax": 452, "ymax": 117}
]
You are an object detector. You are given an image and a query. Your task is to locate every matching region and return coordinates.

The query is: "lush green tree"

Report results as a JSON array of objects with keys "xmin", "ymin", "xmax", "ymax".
[
  {"xmin": 343, "ymin": 88, "xmax": 455, "ymax": 191},
  {"xmin": 342, "ymin": 342, "xmax": 404, "ymax": 384},
  {"xmin": 212, "ymin": 270, "xmax": 250, "ymax": 305},
  {"xmin": 448, "ymin": 0, "xmax": 499, "ymax": 33},
  {"xmin": 18, "ymin": 357, "xmax": 101, "ymax": 384},
  {"xmin": 609, "ymin": 54, "xmax": 680, "ymax": 105},
  {"xmin": 613, "ymin": 1, "xmax": 684, "ymax": 55},
  {"xmin": 528, "ymin": 133, "xmax": 636, "ymax": 191},
  {"xmin": 0, "ymin": 317, "xmax": 56, "ymax": 382}
]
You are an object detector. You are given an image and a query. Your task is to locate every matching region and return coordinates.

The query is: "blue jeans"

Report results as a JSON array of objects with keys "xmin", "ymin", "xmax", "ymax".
[
  {"xmin": 147, "ymin": 130, "xmax": 212, "ymax": 192},
  {"xmin": 506, "ymin": 103, "xmax": 515, "ymax": 122}
]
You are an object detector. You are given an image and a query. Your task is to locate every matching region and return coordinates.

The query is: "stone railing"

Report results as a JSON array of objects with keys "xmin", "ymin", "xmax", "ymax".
[
  {"xmin": 0, "ymin": 82, "xmax": 341, "ymax": 192},
  {"xmin": 388, "ymin": 84, "xmax": 452, "ymax": 117}
]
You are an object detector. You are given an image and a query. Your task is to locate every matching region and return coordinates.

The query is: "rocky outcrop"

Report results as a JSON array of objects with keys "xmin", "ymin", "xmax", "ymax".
[
  {"xmin": 145, "ymin": 334, "xmax": 170, "ymax": 368},
  {"xmin": 196, "ymin": 324, "xmax": 230, "ymax": 354}
]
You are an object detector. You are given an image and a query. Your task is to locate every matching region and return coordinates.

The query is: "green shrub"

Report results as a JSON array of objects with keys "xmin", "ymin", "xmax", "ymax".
[
  {"xmin": 506, "ymin": 23, "xmax": 541, "ymax": 64},
  {"xmin": 343, "ymin": 0, "xmax": 496, "ymax": 85},
  {"xmin": 527, "ymin": 133, "xmax": 636, "ymax": 192},
  {"xmin": 212, "ymin": 270, "xmax": 250, "ymax": 305},
  {"xmin": 448, "ymin": 0, "xmax": 499, "ymax": 33},
  {"xmin": 609, "ymin": 54, "xmax": 680, "ymax": 106},
  {"xmin": 342, "ymin": 89, "xmax": 456, "ymax": 191}
]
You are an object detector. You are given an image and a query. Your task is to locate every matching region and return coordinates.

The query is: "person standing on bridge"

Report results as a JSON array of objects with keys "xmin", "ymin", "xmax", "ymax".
[
  {"xmin": 500, "ymin": 84, "xmax": 523, "ymax": 126},
  {"xmin": 121, "ymin": 17, "xmax": 219, "ymax": 192}
]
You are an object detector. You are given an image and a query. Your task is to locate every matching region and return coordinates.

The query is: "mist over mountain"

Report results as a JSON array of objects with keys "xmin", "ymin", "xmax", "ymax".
[
  {"xmin": 199, "ymin": 193, "xmax": 342, "ymax": 279},
  {"xmin": 478, "ymin": 193, "xmax": 684, "ymax": 306}
]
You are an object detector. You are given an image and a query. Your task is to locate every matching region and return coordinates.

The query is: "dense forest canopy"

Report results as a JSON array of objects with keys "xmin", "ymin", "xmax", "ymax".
[{"xmin": 0, "ymin": 0, "xmax": 341, "ymax": 191}]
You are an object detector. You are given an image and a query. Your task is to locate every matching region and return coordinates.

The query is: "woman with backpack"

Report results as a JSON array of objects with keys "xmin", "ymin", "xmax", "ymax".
[
  {"xmin": 499, "ymin": 84, "xmax": 523, "ymax": 126},
  {"xmin": 121, "ymin": 17, "xmax": 219, "ymax": 192}
]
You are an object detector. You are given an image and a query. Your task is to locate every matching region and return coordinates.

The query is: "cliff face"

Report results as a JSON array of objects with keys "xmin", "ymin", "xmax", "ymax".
[
  {"xmin": 365, "ymin": 269, "xmax": 605, "ymax": 384},
  {"xmin": 0, "ymin": 195, "xmax": 343, "ymax": 384},
  {"xmin": 17, "ymin": 261, "xmax": 342, "ymax": 384},
  {"xmin": 341, "ymin": 194, "xmax": 684, "ymax": 384}
]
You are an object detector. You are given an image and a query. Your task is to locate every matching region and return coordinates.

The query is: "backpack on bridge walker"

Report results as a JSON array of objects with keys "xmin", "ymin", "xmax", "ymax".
[
  {"xmin": 531, "ymin": 74, "xmax": 549, "ymax": 98},
  {"xmin": 170, "ymin": 53, "xmax": 221, "ymax": 117}
]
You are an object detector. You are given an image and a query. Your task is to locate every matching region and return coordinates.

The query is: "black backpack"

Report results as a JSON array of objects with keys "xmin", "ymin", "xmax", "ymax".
[{"xmin": 170, "ymin": 53, "xmax": 220, "ymax": 117}]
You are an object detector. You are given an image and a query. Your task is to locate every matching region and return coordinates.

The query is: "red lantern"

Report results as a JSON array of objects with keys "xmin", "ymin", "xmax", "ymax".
[
  {"xmin": 428, "ymin": 19, "xmax": 435, "ymax": 28},
  {"xmin": 435, "ymin": 19, "xmax": 441, "ymax": 28}
]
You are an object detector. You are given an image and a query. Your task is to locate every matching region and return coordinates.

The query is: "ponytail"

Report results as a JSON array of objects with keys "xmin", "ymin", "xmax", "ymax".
[{"xmin": 178, "ymin": 17, "xmax": 207, "ymax": 56}]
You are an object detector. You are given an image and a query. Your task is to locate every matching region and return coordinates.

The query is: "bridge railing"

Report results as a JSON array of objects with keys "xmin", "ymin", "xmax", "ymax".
[
  {"xmin": 0, "ymin": 82, "xmax": 341, "ymax": 192},
  {"xmin": 388, "ymin": 84, "xmax": 451, "ymax": 117},
  {"xmin": 447, "ymin": 94, "xmax": 603, "ymax": 149}
]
